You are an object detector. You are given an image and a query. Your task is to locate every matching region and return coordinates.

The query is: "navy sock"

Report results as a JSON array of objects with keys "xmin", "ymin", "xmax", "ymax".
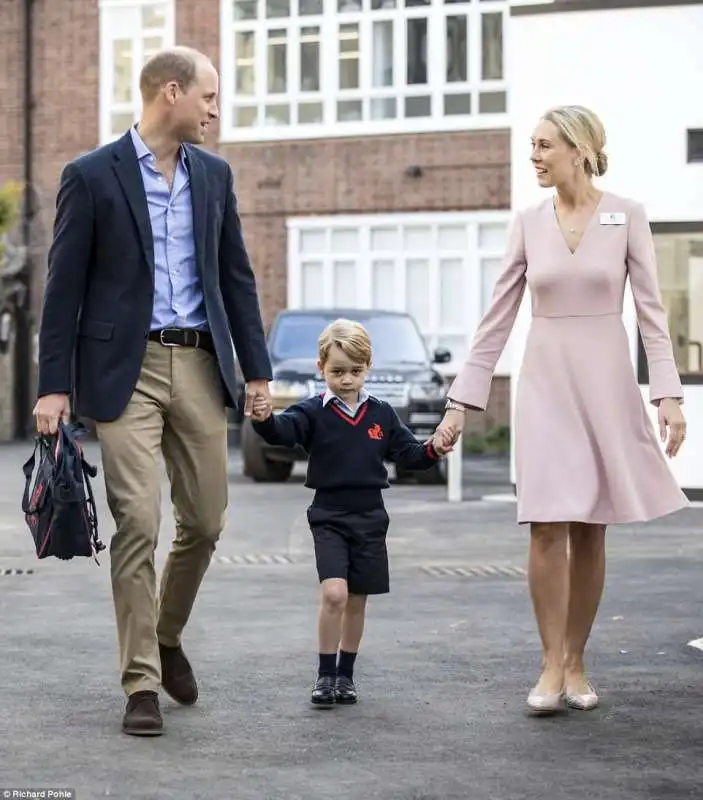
[
  {"xmin": 337, "ymin": 650, "xmax": 357, "ymax": 679},
  {"xmin": 318, "ymin": 653, "xmax": 337, "ymax": 677}
]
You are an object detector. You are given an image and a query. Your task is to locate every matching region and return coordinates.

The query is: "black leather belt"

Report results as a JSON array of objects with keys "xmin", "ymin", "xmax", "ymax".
[{"xmin": 148, "ymin": 328, "xmax": 215, "ymax": 355}]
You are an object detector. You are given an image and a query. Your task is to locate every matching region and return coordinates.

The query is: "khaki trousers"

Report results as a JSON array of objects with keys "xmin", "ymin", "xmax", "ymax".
[{"xmin": 95, "ymin": 341, "xmax": 228, "ymax": 696}]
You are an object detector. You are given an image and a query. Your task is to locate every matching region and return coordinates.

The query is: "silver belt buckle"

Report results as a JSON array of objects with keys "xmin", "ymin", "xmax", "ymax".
[{"xmin": 159, "ymin": 329, "xmax": 180, "ymax": 347}]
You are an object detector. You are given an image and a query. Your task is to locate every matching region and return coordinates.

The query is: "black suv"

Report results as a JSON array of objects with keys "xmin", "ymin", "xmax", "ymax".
[{"xmin": 239, "ymin": 308, "xmax": 451, "ymax": 484}]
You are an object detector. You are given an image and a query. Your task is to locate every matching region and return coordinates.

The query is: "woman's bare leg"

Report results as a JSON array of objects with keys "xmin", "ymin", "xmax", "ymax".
[
  {"xmin": 564, "ymin": 522, "xmax": 606, "ymax": 693},
  {"xmin": 528, "ymin": 522, "xmax": 570, "ymax": 694}
]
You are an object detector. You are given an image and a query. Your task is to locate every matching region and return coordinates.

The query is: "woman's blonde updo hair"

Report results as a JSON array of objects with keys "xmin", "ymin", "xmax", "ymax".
[{"xmin": 541, "ymin": 104, "xmax": 608, "ymax": 177}]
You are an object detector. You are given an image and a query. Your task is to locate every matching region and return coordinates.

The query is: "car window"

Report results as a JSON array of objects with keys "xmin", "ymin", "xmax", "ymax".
[{"xmin": 269, "ymin": 314, "xmax": 429, "ymax": 366}]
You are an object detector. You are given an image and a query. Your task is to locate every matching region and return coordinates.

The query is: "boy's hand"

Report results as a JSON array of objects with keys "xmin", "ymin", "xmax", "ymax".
[
  {"xmin": 430, "ymin": 428, "xmax": 455, "ymax": 457},
  {"xmin": 251, "ymin": 395, "xmax": 272, "ymax": 422}
]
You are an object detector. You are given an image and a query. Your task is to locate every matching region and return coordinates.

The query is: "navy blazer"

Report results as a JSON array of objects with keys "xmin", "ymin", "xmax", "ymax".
[{"xmin": 37, "ymin": 131, "xmax": 272, "ymax": 422}]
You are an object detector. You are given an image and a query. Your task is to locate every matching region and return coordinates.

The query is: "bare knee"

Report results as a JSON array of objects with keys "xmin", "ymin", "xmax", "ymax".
[
  {"xmin": 569, "ymin": 522, "xmax": 606, "ymax": 553},
  {"xmin": 321, "ymin": 579, "xmax": 348, "ymax": 613},
  {"xmin": 345, "ymin": 593, "xmax": 368, "ymax": 616},
  {"xmin": 531, "ymin": 522, "xmax": 568, "ymax": 554}
]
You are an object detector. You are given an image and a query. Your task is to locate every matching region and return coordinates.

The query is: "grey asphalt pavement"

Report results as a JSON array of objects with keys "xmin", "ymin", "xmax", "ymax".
[{"xmin": 0, "ymin": 441, "xmax": 701, "ymax": 800}]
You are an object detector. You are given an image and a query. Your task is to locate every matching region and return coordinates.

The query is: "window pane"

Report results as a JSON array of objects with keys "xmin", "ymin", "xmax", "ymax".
[
  {"xmin": 372, "ymin": 21, "xmax": 393, "ymax": 87},
  {"xmin": 481, "ymin": 257, "xmax": 502, "ymax": 314},
  {"xmin": 338, "ymin": 0, "xmax": 362, "ymax": 10},
  {"xmin": 371, "ymin": 226, "xmax": 399, "ymax": 250},
  {"xmin": 444, "ymin": 93, "xmax": 471, "ymax": 116},
  {"xmin": 142, "ymin": 36, "xmax": 164, "ymax": 64},
  {"xmin": 301, "ymin": 262, "xmax": 324, "ymax": 307},
  {"xmin": 111, "ymin": 112, "xmax": 135, "ymax": 137},
  {"xmin": 372, "ymin": 0, "xmax": 396, "ymax": 7},
  {"xmin": 264, "ymin": 104, "xmax": 290, "ymax": 124},
  {"xmin": 372, "ymin": 260, "xmax": 395, "ymax": 308},
  {"xmin": 404, "ymin": 96, "xmax": 430, "ymax": 118},
  {"xmin": 142, "ymin": 3, "xmax": 167, "ymax": 27},
  {"xmin": 438, "ymin": 225, "xmax": 467, "ymax": 249},
  {"xmin": 267, "ymin": 29, "xmax": 287, "ymax": 93},
  {"xmin": 300, "ymin": 26, "xmax": 320, "ymax": 92},
  {"xmin": 298, "ymin": 102, "xmax": 323, "ymax": 123},
  {"xmin": 481, "ymin": 12, "xmax": 503, "ymax": 80},
  {"xmin": 479, "ymin": 223, "xmax": 507, "ymax": 249},
  {"xmin": 300, "ymin": 0, "xmax": 323, "ymax": 13},
  {"xmin": 371, "ymin": 97, "xmax": 396, "ymax": 119},
  {"xmin": 405, "ymin": 226, "xmax": 431, "ymax": 250},
  {"xmin": 653, "ymin": 234, "xmax": 703, "ymax": 377},
  {"xmin": 339, "ymin": 23, "xmax": 359, "ymax": 89},
  {"xmin": 337, "ymin": 100, "xmax": 362, "ymax": 121},
  {"xmin": 300, "ymin": 229, "xmax": 326, "ymax": 253},
  {"xmin": 266, "ymin": 0, "xmax": 290, "ymax": 17},
  {"xmin": 235, "ymin": 32, "xmax": 256, "ymax": 95},
  {"xmin": 406, "ymin": 259, "xmax": 430, "ymax": 329},
  {"xmin": 439, "ymin": 259, "xmax": 464, "ymax": 328},
  {"xmin": 234, "ymin": 105, "xmax": 258, "ymax": 126},
  {"xmin": 446, "ymin": 16, "xmax": 467, "ymax": 82},
  {"xmin": 479, "ymin": 91, "xmax": 506, "ymax": 114},
  {"xmin": 112, "ymin": 40, "xmax": 132, "ymax": 104},
  {"xmin": 331, "ymin": 229, "xmax": 360, "ymax": 252},
  {"xmin": 406, "ymin": 18, "xmax": 427, "ymax": 85},
  {"xmin": 234, "ymin": 0, "xmax": 257, "ymax": 20},
  {"xmin": 333, "ymin": 261, "xmax": 356, "ymax": 305}
]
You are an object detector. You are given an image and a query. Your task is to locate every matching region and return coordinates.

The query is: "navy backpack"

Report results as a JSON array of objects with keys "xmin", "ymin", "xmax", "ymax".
[{"xmin": 21, "ymin": 420, "xmax": 106, "ymax": 563}]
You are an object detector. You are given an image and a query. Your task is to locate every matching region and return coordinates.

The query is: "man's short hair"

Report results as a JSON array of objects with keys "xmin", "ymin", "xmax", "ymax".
[
  {"xmin": 139, "ymin": 46, "xmax": 205, "ymax": 101},
  {"xmin": 318, "ymin": 319, "xmax": 373, "ymax": 367}
]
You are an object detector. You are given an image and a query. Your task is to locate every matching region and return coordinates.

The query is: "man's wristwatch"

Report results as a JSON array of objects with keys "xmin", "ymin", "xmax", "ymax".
[{"xmin": 445, "ymin": 400, "xmax": 467, "ymax": 413}]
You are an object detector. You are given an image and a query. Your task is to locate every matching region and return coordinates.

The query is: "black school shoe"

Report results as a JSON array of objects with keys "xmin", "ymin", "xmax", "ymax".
[
  {"xmin": 334, "ymin": 675, "xmax": 358, "ymax": 705},
  {"xmin": 311, "ymin": 675, "xmax": 336, "ymax": 707}
]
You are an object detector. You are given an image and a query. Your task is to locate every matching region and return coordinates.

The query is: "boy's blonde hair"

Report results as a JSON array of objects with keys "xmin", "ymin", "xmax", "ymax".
[{"xmin": 318, "ymin": 318, "xmax": 372, "ymax": 367}]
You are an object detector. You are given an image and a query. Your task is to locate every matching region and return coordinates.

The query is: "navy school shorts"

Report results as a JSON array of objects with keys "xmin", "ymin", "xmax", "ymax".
[{"xmin": 306, "ymin": 503, "xmax": 390, "ymax": 596}]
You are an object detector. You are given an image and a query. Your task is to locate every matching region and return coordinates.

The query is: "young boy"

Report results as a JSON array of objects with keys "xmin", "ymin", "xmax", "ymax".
[{"xmin": 251, "ymin": 318, "xmax": 452, "ymax": 707}]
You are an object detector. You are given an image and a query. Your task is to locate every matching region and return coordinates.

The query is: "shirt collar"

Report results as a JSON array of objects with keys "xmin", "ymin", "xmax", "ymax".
[
  {"xmin": 130, "ymin": 124, "xmax": 188, "ymax": 170},
  {"xmin": 322, "ymin": 387, "xmax": 370, "ymax": 408}
]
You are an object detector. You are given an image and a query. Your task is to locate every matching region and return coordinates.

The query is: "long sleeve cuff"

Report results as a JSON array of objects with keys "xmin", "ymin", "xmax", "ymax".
[
  {"xmin": 447, "ymin": 363, "xmax": 493, "ymax": 411},
  {"xmin": 648, "ymin": 360, "xmax": 684, "ymax": 404}
]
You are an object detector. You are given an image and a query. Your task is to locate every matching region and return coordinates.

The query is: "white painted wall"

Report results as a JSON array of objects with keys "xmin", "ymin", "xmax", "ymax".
[{"xmin": 507, "ymin": 2, "xmax": 703, "ymax": 493}]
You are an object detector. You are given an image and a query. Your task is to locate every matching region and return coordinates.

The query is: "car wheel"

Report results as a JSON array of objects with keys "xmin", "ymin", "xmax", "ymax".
[{"xmin": 241, "ymin": 418, "xmax": 294, "ymax": 483}]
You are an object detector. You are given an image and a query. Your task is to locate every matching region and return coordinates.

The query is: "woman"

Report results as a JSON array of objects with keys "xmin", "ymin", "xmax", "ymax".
[{"xmin": 437, "ymin": 105, "xmax": 689, "ymax": 714}]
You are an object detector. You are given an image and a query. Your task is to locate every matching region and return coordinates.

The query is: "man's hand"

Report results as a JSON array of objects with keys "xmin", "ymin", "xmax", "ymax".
[
  {"xmin": 658, "ymin": 397, "xmax": 686, "ymax": 458},
  {"xmin": 33, "ymin": 393, "xmax": 71, "ymax": 436},
  {"xmin": 243, "ymin": 379, "xmax": 272, "ymax": 419}
]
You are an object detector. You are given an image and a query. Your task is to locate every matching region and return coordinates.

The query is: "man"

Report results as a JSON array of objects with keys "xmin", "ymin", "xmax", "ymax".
[{"xmin": 33, "ymin": 46, "xmax": 273, "ymax": 736}]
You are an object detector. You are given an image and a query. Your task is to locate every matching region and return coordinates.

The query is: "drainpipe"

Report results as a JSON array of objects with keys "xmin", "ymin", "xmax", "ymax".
[{"xmin": 14, "ymin": 0, "xmax": 34, "ymax": 439}]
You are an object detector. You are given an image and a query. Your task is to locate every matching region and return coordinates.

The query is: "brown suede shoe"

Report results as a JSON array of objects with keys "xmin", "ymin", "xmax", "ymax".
[
  {"xmin": 122, "ymin": 690, "xmax": 163, "ymax": 736},
  {"xmin": 159, "ymin": 642, "xmax": 198, "ymax": 706}
]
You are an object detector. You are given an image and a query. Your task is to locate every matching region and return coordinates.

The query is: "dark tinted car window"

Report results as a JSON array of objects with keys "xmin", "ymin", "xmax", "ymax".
[{"xmin": 269, "ymin": 314, "xmax": 428, "ymax": 366}]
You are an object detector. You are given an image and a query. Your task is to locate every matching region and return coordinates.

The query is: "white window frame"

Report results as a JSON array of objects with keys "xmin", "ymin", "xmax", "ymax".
[
  {"xmin": 220, "ymin": 0, "xmax": 508, "ymax": 142},
  {"xmin": 286, "ymin": 210, "xmax": 513, "ymax": 375},
  {"xmin": 98, "ymin": 0, "xmax": 176, "ymax": 145}
]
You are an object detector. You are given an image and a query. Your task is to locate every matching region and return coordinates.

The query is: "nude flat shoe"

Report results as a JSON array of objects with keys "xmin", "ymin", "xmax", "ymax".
[
  {"xmin": 565, "ymin": 682, "xmax": 599, "ymax": 710},
  {"xmin": 527, "ymin": 686, "xmax": 564, "ymax": 714}
]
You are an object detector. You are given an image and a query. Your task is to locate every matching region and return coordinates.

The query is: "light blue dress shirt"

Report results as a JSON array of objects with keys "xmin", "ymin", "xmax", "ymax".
[
  {"xmin": 129, "ymin": 125, "xmax": 207, "ymax": 331},
  {"xmin": 322, "ymin": 387, "xmax": 371, "ymax": 418}
]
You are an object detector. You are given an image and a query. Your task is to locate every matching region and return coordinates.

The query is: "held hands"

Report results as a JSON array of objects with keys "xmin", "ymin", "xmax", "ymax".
[
  {"xmin": 244, "ymin": 379, "xmax": 272, "ymax": 422},
  {"xmin": 428, "ymin": 408, "xmax": 467, "ymax": 457},
  {"xmin": 658, "ymin": 397, "xmax": 687, "ymax": 458}
]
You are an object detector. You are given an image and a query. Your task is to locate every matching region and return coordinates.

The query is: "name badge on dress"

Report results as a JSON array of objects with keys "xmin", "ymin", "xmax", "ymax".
[{"xmin": 599, "ymin": 212, "xmax": 626, "ymax": 225}]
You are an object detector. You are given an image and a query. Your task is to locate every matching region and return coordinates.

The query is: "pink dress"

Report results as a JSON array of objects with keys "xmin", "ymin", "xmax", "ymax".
[{"xmin": 448, "ymin": 191, "xmax": 690, "ymax": 525}]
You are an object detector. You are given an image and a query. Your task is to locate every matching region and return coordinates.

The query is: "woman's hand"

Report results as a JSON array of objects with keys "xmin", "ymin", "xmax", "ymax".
[
  {"xmin": 658, "ymin": 398, "xmax": 686, "ymax": 458},
  {"xmin": 434, "ymin": 408, "xmax": 466, "ymax": 450}
]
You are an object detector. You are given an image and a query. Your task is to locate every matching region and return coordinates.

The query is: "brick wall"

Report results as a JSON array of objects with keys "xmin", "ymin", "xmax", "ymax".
[{"xmin": 0, "ymin": 0, "xmax": 512, "ymax": 438}]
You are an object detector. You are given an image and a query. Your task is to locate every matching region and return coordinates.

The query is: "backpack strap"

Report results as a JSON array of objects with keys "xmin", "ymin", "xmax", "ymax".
[{"xmin": 21, "ymin": 437, "xmax": 52, "ymax": 515}]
